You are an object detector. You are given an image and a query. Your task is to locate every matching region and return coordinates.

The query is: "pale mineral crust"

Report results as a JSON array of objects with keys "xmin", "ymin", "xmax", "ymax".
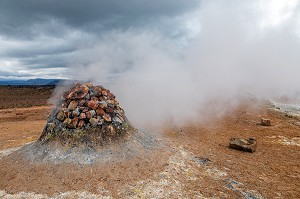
[{"xmin": 39, "ymin": 83, "xmax": 134, "ymax": 147}]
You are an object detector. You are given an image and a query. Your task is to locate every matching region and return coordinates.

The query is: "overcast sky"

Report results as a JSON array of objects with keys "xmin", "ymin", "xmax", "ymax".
[
  {"xmin": 0, "ymin": 0, "xmax": 200, "ymax": 80},
  {"xmin": 0, "ymin": 0, "xmax": 299, "ymax": 81}
]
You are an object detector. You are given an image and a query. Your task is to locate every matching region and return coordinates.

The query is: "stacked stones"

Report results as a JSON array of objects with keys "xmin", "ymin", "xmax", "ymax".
[
  {"xmin": 39, "ymin": 83, "xmax": 132, "ymax": 145},
  {"xmin": 57, "ymin": 83, "xmax": 124, "ymax": 129}
]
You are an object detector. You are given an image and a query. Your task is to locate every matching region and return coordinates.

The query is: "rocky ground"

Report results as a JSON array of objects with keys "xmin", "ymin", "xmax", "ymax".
[{"xmin": 0, "ymin": 88, "xmax": 299, "ymax": 198}]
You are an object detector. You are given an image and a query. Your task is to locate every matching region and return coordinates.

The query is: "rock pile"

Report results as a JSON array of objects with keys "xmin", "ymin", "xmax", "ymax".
[{"xmin": 39, "ymin": 83, "xmax": 134, "ymax": 146}]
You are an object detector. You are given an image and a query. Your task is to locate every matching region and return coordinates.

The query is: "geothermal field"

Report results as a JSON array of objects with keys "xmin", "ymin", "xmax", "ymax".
[
  {"xmin": 1, "ymin": 0, "xmax": 300, "ymax": 198},
  {"xmin": 0, "ymin": 84, "xmax": 299, "ymax": 198}
]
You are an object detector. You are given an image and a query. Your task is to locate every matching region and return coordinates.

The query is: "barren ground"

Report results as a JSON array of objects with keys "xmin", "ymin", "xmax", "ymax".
[{"xmin": 0, "ymin": 87, "xmax": 299, "ymax": 198}]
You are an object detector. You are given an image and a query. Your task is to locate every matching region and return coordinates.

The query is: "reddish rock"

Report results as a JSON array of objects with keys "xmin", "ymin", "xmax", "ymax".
[
  {"xmin": 107, "ymin": 100, "xmax": 115, "ymax": 108},
  {"xmin": 98, "ymin": 101, "xmax": 107, "ymax": 109},
  {"xmin": 86, "ymin": 110, "xmax": 96, "ymax": 119},
  {"xmin": 68, "ymin": 100, "xmax": 78, "ymax": 110},
  {"xmin": 261, "ymin": 118, "xmax": 271, "ymax": 126},
  {"xmin": 82, "ymin": 108, "xmax": 89, "ymax": 113},
  {"xmin": 87, "ymin": 100, "xmax": 98, "ymax": 110},
  {"xmin": 107, "ymin": 92, "xmax": 115, "ymax": 99},
  {"xmin": 96, "ymin": 108, "xmax": 105, "ymax": 116},
  {"xmin": 107, "ymin": 99, "xmax": 115, "ymax": 104},
  {"xmin": 101, "ymin": 90, "xmax": 108, "ymax": 96},
  {"xmin": 78, "ymin": 120, "xmax": 85, "ymax": 128},
  {"xmin": 63, "ymin": 110, "xmax": 73, "ymax": 118},
  {"xmin": 63, "ymin": 111, "xmax": 69, "ymax": 118},
  {"xmin": 103, "ymin": 114, "xmax": 112, "ymax": 122},
  {"xmin": 56, "ymin": 110, "xmax": 65, "ymax": 121},
  {"xmin": 106, "ymin": 107, "xmax": 115, "ymax": 117},
  {"xmin": 93, "ymin": 87, "xmax": 102, "ymax": 96},
  {"xmin": 66, "ymin": 85, "xmax": 89, "ymax": 99},
  {"xmin": 68, "ymin": 117, "xmax": 79, "ymax": 129},
  {"xmin": 91, "ymin": 96, "xmax": 99, "ymax": 101},
  {"xmin": 78, "ymin": 99, "xmax": 86, "ymax": 106},
  {"xmin": 79, "ymin": 113, "xmax": 86, "ymax": 120},
  {"xmin": 64, "ymin": 118, "xmax": 72, "ymax": 126}
]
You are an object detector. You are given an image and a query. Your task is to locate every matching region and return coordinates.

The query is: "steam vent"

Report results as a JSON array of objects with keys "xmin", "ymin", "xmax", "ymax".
[{"xmin": 39, "ymin": 83, "xmax": 134, "ymax": 147}]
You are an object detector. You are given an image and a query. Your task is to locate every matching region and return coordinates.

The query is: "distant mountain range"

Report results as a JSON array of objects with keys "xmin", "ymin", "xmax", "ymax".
[{"xmin": 0, "ymin": 78, "xmax": 65, "ymax": 86}]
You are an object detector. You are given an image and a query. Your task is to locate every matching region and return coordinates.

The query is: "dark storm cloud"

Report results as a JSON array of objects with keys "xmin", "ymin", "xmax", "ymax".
[
  {"xmin": 0, "ymin": 0, "xmax": 200, "ymax": 78},
  {"xmin": 0, "ymin": 0, "xmax": 200, "ymax": 38}
]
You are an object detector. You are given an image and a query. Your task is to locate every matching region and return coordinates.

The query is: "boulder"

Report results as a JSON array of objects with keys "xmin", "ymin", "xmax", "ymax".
[
  {"xmin": 229, "ymin": 137, "xmax": 257, "ymax": 152},
  {"xmin": 261, "ymin": 118, "xmax": 271, "ymax": 126}
]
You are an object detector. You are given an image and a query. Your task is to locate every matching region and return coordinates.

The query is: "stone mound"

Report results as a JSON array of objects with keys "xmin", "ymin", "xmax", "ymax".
[{"xmin": 39, "ymin": 83, "xmax": 135, "ymax": 147}]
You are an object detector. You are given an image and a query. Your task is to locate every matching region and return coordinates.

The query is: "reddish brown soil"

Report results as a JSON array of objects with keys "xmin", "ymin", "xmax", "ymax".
[
  {"xmin": 0, "ymin": 106, "xmax": 51, "ymax": 150},
  {"xmin": 0, "ymin": 89, "xmax": 299, "ymax": 198},
  {"xmin": 0, "ymin": 147, "xmax": 170, "ymax": 197},
  {"xmin": 0, "ymin": 86, "xmax": 54, "ymax": 109},
  {"xmin": 165, "ymin": 101, "xmax": 300, "ymax": 198}
]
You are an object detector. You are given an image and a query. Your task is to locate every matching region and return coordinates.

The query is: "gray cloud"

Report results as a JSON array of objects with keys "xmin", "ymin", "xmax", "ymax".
[
  {"xmin": 0, "ymin": 0, "xmax": 200, "ymax": 77},
  {"xmin": 0, "ymin": 0, "xmax": 200, "ymax": 38}
]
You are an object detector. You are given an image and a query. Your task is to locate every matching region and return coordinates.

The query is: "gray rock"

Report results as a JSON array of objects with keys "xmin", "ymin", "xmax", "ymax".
[
  {"xmin": 112, "ymin": 116, "xmax": 123, "ymax": 124},
  {"xmin": 72, "ymin": 108, "xmax": 80, "ymax": 117}
]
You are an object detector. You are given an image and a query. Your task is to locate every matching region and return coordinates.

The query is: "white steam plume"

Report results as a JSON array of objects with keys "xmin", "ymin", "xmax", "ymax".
[{"xmin": 66, "ymin": 0, "xmax": 300, "ymax": 128}]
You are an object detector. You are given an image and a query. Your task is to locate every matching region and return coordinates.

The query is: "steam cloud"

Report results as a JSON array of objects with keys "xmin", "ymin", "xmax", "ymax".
[{"xmin": 65, "ymin": 0, "xmax": 300, "ymax": 127}]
